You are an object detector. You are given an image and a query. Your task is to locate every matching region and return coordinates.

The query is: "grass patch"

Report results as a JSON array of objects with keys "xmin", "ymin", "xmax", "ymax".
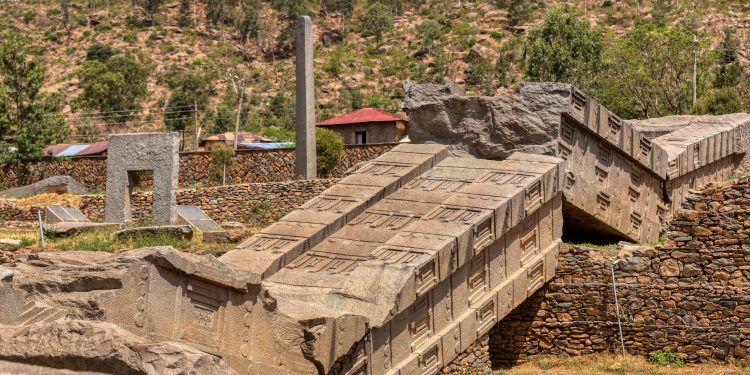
[
  {"xmin": 649, "ymin": 350, "xmax": 686, "ymax": 368},
  {"xmin": 570, "ymin": 242, "xmax": 618, "ymax": 251},
  {"xmin": 129, "ymin": 232, "xmax": 191, "ymax": 250},
  {"xmin": 501, "ymin": 353, "xmax": 736, "ymax": 374}
]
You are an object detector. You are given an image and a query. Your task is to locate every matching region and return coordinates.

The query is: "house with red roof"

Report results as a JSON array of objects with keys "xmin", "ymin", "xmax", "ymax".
[{"xmin": 317, "ymin": 108, "xmax": 408, "ymax": 145}]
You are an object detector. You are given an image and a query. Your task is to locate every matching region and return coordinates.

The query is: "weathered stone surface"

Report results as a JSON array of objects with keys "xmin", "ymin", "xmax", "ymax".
[
  {"xmin": 0, "ymin": 176, "xmax": 88, "ymax": 198},
  {"xmin": 0, "ymin": 360, "xmax": 107, "ymax": 375},
  {"xmin": 0, "ymin": 320, "xmax": 237, "ymax": 375},
  {"xmin": 43, "ymin": 222, "xmax": 123, "ymax": 237},
  {"xmin": 0, "ymin": 239, "xmax": 22, "ymax": 249},
  {"xmin": 105, "ymin": 133, "xmax": 180, "ymax": 225},
  {"xmin": 403, "ymin": 82, "xmax": 571, "ymax": 159},
  {"xmin": 115, "ymin": 225, "xmax": 193, "ymax": 240},
  {"xmin": 659, "ymin": 258, "xmax": 682, "ymax": 277}
]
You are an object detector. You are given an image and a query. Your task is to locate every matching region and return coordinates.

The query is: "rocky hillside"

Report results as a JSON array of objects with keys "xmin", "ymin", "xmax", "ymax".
[{"xmin": 1, "ymin": 0, "xmax": 749, "ymax": 144}]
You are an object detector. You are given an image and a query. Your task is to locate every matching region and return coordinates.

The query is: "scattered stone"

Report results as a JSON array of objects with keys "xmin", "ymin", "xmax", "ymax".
[
  {"xmin": 0, "ymin": 176, "xmax": 88, "ymax": 198},
  {"xmin": 0, "ymin": 239, "xmax": 21, "ymax": 249},
  {"xmin": 115, "ymin": 225, "xmax": 193, "ymax": 240}
]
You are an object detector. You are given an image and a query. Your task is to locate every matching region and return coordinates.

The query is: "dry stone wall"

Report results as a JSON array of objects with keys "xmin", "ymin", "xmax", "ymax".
[
  {"xmin": 0, "ymin": 179, "xmax": 338, "ymax": 227},
  {"xmin": 0, "ymin": 144, "xmax": 394, "ymax": 190},
  {"xmin": 484, "ymin": 177, "xmax": 750, "ymax": 366}
]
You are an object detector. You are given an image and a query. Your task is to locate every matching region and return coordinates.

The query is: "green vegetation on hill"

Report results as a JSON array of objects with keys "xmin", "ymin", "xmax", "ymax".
[{"xmin": 0, "ymin": 0, "xmax": 749, "ymax": 152}]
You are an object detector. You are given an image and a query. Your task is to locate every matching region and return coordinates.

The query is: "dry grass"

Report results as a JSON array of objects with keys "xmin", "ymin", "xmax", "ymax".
[
  {"xmin": 496, "ymin": 354, "xmax": 750, "ymax": 375},
  {"xmin": 0, "ymin": 226, "xmax": 261, "ymax": 256},
  {"xmin": 11, "ymin": 193, "xmax": 82, "ymax": 208}
]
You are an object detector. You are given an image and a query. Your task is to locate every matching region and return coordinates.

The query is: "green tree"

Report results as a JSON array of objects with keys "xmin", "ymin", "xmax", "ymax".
[
  {"xmin": 464, "ymin": 50, "xmax": 494, "ymax": 94},
  {"xmin": 206, "ymin": 0, "xmax": 224, "ymax": 26},
  {"xmin": 495, "ymin": 0, "xmax": 544, "ymax": 27},
  {"xmin": 362, "ymin": 3, "xmax": 392, "ymax": 46},
  {"xmin": 271, "ymin": 0, "xmax": 310, "ymax": 47},
  {"xmin": 239, "ymin": 1, "xmax": 259, "ymax": 42},
  {"xmin": 132, "ymin": 0, "xmax": 164, "ymax": 23},
  {"xmin": 212, "ymin": 103, "xmax": 234, "ymax": 133},
  {"xmin": 164, "ymin": 71, "xmax": 211, "ymax": 131},
  {"xmin": 211, "ymin": 143, "xmax": 235, "ymax": 184},
  {"xmin": 268, "ymin": 91, "xmax": 294, "ymax": 129},
  {"xmin": 178, "ymin": 0, "xmax": 191, "ymax": 27},
  {"xmin": 416, "ymin": 19, "xmax": 442, "ymax": 52},
  {"xmin": 74, "ymin": 53, "xmax": 150, "ymax": 122},
  {"xmin": 693, "ymin": 87, "xmax": 743, "ymax": 115},
  {"xmin": 86, "ymin": 43, "xmax": 114, "ymax": 62},
  {"xmin": 598, "ymin": 23, "xmax": 710, "ymax": 119},
  {"xmin": 714, "ymin": 29, "xmax": 742, "ymax": 89},
  {"xmin": 0, "ymin": 33, "xmax": 68, "ymax": 163},
  {"xmin": 524, "ymin": 6, "xmax": 604, "ymax": 89},
  {"xmin": 316, "ymin": 128, "xmax": 344, "ymax": 176},
  {"xmin": 323, "ymin": 0, "xmax": 354, "ymax": 30}
]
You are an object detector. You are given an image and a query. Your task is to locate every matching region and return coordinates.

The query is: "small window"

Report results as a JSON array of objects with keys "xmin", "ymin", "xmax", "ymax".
[{"xmin": 355, "ymin": 131, "xmax": 367, "ymax": 144}]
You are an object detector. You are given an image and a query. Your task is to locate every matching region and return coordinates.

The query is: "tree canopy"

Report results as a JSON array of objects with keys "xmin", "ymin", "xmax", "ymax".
[{"xmin": 0, "ymin": 32, "xmax": 68, "ymax": 163}]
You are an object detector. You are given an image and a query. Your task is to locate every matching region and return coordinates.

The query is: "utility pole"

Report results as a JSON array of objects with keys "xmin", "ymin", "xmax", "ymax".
[
  {"xmin": 692, "ymin": 35, "xmax": 697, "ymax": 106},
  {"xmin": 230, "ymin": 75, "xmax": 245, "ymax": 150},
  {"xmin": 193, "ymin": 100, "xmax": 199, "ymax": 150}
]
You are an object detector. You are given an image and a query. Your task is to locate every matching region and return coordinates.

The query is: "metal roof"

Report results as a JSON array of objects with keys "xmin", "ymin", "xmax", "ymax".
[
  {"xmin": 317, "ymin": 108, "xmax": 403, "ymax": 126},
  {"xmin": 44, "ymin": 141, "xmax": 108, "ymax": 157}
]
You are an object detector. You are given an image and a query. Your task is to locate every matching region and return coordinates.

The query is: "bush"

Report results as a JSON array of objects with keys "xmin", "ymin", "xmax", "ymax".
[
  {"xmin": 649, "ymin": 350, "xmax": 685, "ymax": 367},
  {"xmin": 361, "ymin": 3, "xmax": 393, "ymax": 45},
  {"xmin": 693, "ymin": 88, "xmax": 743, "ymax": 115},
  {"xmin": 316, "ymin": 128, "xmax": 344, "ymax": 177},
  {"xmin": 86, "ymin": 43, "xmax": 114, "ymax": 62},
  {"xmin": 122, "ymin": 32, "xmax": 137, "ymax": 43},
  {"xmin": 23, "ymin": 11, "xmax": 36, "ymax": 24},
  {"xmin": 211, "ymin": 144, "xmax": 235, "ymax": 184}
]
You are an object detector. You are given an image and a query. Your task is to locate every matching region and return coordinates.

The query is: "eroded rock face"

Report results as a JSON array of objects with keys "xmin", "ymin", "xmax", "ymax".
[
  {"xmin": 0, "ymin": 247, "xmax": 254, "ymax": 374},
  {"xmin": 0, "ymin": 320, "xmax": 237, "ymax": 375},
  {"xmin": 0, "ymin": 360, "xmax": 107, "ymax": 375},
  {"xmin": 402, "ymin": 82, "xmax": 572, "ymax": 159}
]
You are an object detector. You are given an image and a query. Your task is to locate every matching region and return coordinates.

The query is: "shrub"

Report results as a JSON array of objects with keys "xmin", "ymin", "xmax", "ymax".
[
  {"xmin": 122, "ymin": 32, "xmax": 137, "ymax": 43},
  {"xmin": 86, "ymin": 43, "xmax": 114, "ymax": 62},
  {"xmin": 22, "ymin": 11, "xmax": 36, "ymax": 24},
  {"xmin": 361, "ymin": 3, "xmax": 393, "ymax": 45},
  {"xmin": 649, "ymin": 350, "xmax": 685, "ymax": 367},
  {"xmin": 693, "ymin": 87, "xmax": 743, "ymax": 115},
  {"xmin": 316, "ymin": 128, "xmax": 344, "ymax": 177},
  {"xmin": 211, "ymin": 144, "xmax": 235, "ymax": 184}
]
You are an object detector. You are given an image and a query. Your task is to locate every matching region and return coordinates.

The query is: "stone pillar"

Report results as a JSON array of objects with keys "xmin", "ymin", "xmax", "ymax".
[{"xmin": 295, "ymin": 15, "xmax": 316, "ymax": 179}]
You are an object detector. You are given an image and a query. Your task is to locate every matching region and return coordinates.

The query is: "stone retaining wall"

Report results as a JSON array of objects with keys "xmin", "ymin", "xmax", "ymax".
[
  {"xmin": 0, "ymin": 144, "xmax": 394, "ymax": 190},
  {"xmin": 488, "ymin": 176, "xmax": 750, "ymax": 365},
  {"xmin": 0, "ymin": 179, "xmax": 338, "ymax": 228}
]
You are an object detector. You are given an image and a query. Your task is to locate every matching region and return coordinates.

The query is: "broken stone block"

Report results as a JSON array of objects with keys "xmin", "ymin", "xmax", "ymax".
[
  {"xmin": 0, "ymin": 320, "xmax": 237, "ymax": 375},
  {"xmin": 114, "ymin": 225, "xmax": 193, "ymax": 240},
  {"xmin": 0, "ymin": 176, "xmax": 88, "ymax": 198},
  {"xmin": 0, "ymin": 239, "xmax": 22, "ymax": 249}
]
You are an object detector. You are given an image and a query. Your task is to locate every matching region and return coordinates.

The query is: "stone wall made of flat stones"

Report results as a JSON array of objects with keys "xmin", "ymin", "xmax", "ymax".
[
  {"xmin": 0, "ymin": 179, "xmax": 338, "ymax": 228},
  {"xmin": 0, "ymin": 144, "xmax": 394, "ymax": 190}
]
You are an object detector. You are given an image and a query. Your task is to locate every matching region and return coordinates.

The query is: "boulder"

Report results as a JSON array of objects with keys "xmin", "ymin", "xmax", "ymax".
[
  {"xmin": 0, "ymin": 360, "xmax": 107, "ymax": 374},
  {"xmin": 402, "ymin": 82, "xmax": 571, "ymax": 159},
  {"xmin": 115, "ymin": 225, "xmax": 193, "ymax": 240},
  {"xmin": 0, "ymin": 320, "xmax": 237, "ymax": 375},
  {"xmin": 0, "ymin": 176, "xmax": 88, "ymax": 198}
]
